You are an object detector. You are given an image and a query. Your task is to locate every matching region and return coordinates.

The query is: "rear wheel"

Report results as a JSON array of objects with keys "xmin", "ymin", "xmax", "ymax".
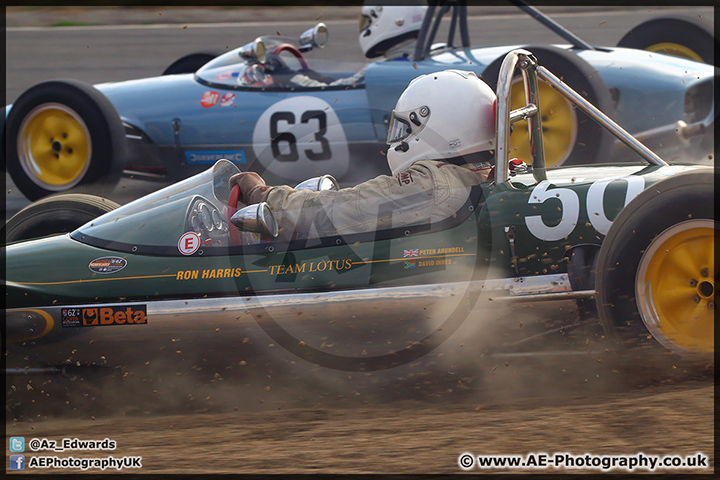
[
  {"xmin": 6, "ymin": 80, "xmax": 126, "ymax": 201},
  {"xmin": 596, "ymin": 172, "xmax": 715, "ymax": 357},
  {"xmin": 483, "ymin": 46, "xmax": 614, "ymax": 167},
  {"xmin": 617, "ymin": 16, "xmax": 714, "ymax": 65},
  {"xmin": 3, "ymin": 194, "xmax": 120, "ymax": 242}
]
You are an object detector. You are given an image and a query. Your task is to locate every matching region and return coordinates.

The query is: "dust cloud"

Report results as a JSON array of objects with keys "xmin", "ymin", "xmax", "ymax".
[{"xmin": 5, "ymin": 286, "xmax": 714, "ymax": 474}]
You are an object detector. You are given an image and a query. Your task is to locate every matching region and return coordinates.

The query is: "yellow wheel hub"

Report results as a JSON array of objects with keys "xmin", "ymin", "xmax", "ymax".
[
  {"xmin": 637, "ymin": 219, "xmax": 715, "ymax": 354},
  {"xmin": 509, "ymin": 80, "xmax": 576, "ymax": 167},
  {"xmin": 18, "ymin": 103, "xmax": 91, "ymax": 190},
  {"xmin": 645, "ymin": 42, "xmax": 704, "ymax": 63}
]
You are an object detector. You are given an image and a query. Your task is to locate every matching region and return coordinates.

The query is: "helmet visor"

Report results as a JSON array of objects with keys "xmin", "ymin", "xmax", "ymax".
[
  {"xmin": 387, "ymin": 113, "xmax": 412, "ymax": 144},
  {"xmin": 359, "ymin": 14, "xmax": 372, "ymax": 33},
  {"xmin": 386, "ymin": 106, "xmax": 430, "ymax": 145}
]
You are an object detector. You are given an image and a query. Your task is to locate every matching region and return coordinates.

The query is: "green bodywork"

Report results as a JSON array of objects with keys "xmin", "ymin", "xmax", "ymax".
[{"xmin": 6, "ymin": 162, "xmax": 705, "ymax": 309}]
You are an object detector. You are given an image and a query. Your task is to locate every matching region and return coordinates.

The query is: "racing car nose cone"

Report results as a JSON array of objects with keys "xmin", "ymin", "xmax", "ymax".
[{"xmin": 6, "ymin": 309, "xmax": 53, "ymax": 343}]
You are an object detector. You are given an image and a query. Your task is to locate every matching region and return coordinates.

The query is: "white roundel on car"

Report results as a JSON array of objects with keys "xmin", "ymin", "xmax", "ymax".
[{"xmin": 252, "ymin": 96, "xmax": 350, "ymax": 180}]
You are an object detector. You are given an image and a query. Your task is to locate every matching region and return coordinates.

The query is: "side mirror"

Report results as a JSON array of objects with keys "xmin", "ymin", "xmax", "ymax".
[
  {"xmin": 238, "ymin": 37, "xmax": 267, "ymax": 64},
  {"xmin": 293, "ymin": 174, "xmax": 339, "ymax": 191},
  {"xmin": 230, "ymin": 202, "xmax": 278, "ymax": 238},
  {"xmin": 299, "ymin": 23, "xmax": 328, "ymax": 52}
]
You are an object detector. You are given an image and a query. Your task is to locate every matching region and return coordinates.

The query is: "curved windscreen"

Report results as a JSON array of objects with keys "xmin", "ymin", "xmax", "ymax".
[
  {"xmin": 75, "ymin": 160, "xmax": 240, "ymax": 250},
  {"xmin": 196, "ymin": 35, "xmax": 366, "ymax": 90},
  {"xmin": 195, "ymin": 40, "xmax": 276, "ymax": 88}
]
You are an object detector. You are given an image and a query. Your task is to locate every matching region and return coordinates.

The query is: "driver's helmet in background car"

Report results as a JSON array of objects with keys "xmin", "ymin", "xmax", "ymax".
[
  {"xmin": 359, "ymin": 4, "xmax": 427, "ymax": 58},
  {"xmin": 386, "ymin": 70, "xmax": 497, "ymax": 175}
]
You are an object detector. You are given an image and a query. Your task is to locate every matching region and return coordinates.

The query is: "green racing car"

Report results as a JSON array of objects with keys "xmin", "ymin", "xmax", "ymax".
[{"xmin": 4, "ymin": 49, "xmax": 714, "ymax": 381}]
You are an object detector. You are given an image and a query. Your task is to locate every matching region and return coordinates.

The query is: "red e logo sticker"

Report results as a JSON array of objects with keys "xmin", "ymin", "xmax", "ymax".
[
  {"xmin": 200, "ymin": 91, "xmax": 220, "ymax": 108},
  {"xmin": 178, "ymin": 232, "xmax": 200, "ymax": 255}
]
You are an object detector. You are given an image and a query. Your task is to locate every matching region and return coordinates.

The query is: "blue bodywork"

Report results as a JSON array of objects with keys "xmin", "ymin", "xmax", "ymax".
[{"xmin": 4, "ymin": 26, "xmax": 715, "ymax": 189}]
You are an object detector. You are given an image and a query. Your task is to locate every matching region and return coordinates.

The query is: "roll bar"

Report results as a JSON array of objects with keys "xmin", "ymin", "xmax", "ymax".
[
  {"xmin": 494, "ymin": 49, "xmax": 669, "ymax": 184},
  {"xmin": 414, "ymin": 0, "xmax": 470, "ymax": 61},
  {"xmin": 509, "ymin": 0, "xmax": 596, "ymax": 51},
  {"xmin": 414, "ymin": 0, "xmax": 593, "ymax": 62}
]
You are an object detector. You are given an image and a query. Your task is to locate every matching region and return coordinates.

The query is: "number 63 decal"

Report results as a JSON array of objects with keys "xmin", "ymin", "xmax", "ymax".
[
  {"xmin": 526, "ymin": 176, "xmax": 645, "ymax": 241},
  {"xmin": 270, "ymin": 110, "xmax": 330, "ymax": 162},
  {"xmin": 253, "ymin": 96, "xmax": 350, "ymax": 178}
]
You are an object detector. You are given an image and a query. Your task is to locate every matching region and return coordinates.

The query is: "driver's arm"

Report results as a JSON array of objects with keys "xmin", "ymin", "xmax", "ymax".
[
  {"xmin": 291, "ymin": 65, "xmax": 368, "ymax": 87},
  {"xmin": 232, "ymin": 161, "xmax": 479, "ymax": 240}
]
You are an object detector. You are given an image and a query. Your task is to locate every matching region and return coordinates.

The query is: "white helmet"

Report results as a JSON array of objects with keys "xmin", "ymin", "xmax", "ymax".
[
  {"xmin": 386, "ymin": 70, "xmax": 497, "ymax": 175},
  {"xmin": 358, "ymin": 5, "xmax": 427, "ymax": 58}
]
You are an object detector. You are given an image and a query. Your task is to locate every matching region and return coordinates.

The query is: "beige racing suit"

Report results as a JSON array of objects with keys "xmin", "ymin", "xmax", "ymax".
[{"xmin": 247, "ymin": 160, "xmax": 492, "ymax": 241}]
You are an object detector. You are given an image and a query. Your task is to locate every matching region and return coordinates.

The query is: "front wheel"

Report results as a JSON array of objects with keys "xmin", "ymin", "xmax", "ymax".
[
  {"xmin": 596, "ymin": 172, "xmax": 716, "ymax": 357},
  {"xmin": 3, "ymin": 194, "xmax": 121, "ymax": 242},
  {"xmin": 617, "ymin": 15, "xmax": 715, "ymax": 65},
  {"xmin": 6, "ymin": 80, "xmax": 126, "ymax": 201}
]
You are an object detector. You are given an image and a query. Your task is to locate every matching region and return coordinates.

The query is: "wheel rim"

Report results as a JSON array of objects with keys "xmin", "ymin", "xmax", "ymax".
[
  {"xmin": 636, "ymin": 219, "xmax": 715, "ymax": 355},
  {"xmin": 645, "ymin": 42, "xmax": 704, "ymax": 63},
  {"xmin": 509, "ymin": 80, "xmax": 576, "ymax": 167},
  {"xmin": 17, "ymin": 103, "xmax": 92, "ymax": 191}
]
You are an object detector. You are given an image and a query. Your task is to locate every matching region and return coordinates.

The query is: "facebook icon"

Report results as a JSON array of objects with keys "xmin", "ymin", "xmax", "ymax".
[{"xmin": 10, "ymin": 455, "xmax": 25, "ymax": 470}]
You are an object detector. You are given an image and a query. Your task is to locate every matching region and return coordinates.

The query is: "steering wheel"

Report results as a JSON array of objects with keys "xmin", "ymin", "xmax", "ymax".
[
  {"xmin": 273, "ymin": 43, "xmax": 309, "ymax": 70},
  {"xmin": 227, "ymin": 184, "xmax": 243, "ymax": 246}
]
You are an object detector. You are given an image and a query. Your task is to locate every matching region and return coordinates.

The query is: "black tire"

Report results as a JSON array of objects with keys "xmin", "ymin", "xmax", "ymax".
[
  {"xmin": 482, "ymin": 46, "xmax": 614, "ymax": 167},
  {"xmin": 617, "ymin": 15, "xmax": 715, "ymax": 65},
  {"xmin": 5, "ymin": 79, "xmax": 127, "ymax": 201},
  {"xmin": 162, "ymin": 50, "xmax": 223, "ymax": 75},
  {"xmin": 596, "ymin": 172, "xmax": 716, "ymax": 357},
  {"xmin": 3, "ymin": 194, "xmax": 120, "ymax": 243}
]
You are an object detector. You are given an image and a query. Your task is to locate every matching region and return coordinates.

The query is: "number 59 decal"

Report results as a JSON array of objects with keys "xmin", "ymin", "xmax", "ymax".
[
  {"xmin": 526, "ymin": 176, "xmax": 645, "ymax": 241},
  {"xmin": 253, "ymin": 96, "xmax": 350, "ymax": 179}
]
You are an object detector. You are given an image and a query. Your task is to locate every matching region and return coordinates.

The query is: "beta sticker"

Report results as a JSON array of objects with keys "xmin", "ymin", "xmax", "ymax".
[
  {"xmin": 178, "ymin": 232, "xmax": 200, "ymax": 255},
  {"xmin": 88, "ymin": 256, "xmax": 127, "ymax": 274},
  {"xmin": 61, "ymin": 305, "xmax": 147, "ymax": 327}
]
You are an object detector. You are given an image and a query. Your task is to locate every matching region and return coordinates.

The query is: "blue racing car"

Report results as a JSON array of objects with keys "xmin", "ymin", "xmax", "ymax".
[{"xmin": 3, "ymin": 2, "xmax": 715, "ymax": 200}]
